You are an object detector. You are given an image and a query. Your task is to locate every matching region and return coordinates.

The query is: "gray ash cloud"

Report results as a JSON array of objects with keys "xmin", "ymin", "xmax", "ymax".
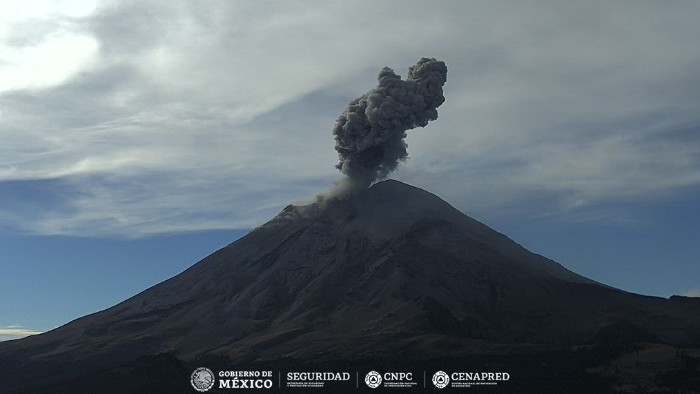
[{"xmin": 332, "ymin": 58, "xmax": 447, "ymax": 188}]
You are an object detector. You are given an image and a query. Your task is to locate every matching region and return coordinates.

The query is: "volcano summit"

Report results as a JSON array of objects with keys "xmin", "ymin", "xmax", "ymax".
[{"xmin": 1, "ymin": 180, "xmax": 699, "ymax": 392}]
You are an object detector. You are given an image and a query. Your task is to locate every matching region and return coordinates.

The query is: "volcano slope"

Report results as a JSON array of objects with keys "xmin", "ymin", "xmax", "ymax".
[{"xmin": 1, "ymin": 180, "xmax": 699, "ymax": 392}]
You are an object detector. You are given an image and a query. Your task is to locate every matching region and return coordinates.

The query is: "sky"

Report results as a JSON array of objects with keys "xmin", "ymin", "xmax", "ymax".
[{"xmin": 1, "ymin": 0, "xmax": 699, "ymax": 341}]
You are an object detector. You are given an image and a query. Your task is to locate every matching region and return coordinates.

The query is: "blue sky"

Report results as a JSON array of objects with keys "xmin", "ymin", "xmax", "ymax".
[{"xmin": 1, "ymin": 0, "xmax": 699, "ymax": 340}]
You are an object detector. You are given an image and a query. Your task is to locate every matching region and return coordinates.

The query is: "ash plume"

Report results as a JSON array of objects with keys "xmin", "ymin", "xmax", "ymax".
[{"xmin": 333, "ymin": 57, "xmax": 447, "ymax": 189}]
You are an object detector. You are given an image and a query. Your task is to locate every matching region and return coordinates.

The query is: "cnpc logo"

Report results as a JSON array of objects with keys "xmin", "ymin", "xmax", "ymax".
[
  {"xmin": 364, "ymin": 371, "xmax": 382, "ymax": 388},
  {"xmin": 364, "ymin": 370, "xmax": 414, "ymax": 388}
]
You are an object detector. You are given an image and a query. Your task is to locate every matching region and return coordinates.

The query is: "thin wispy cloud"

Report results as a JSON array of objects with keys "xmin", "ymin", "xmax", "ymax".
[
  {"xmin": 682, "ymin": 289, "xmax": 700, "ymax": 298},
  {"xmin": 1, "ymin": 1, "xmax": 699, "ymax": 237},
  {"xmin": 0, "ymin": 325, "xmax": 43, "ymax": 342}
]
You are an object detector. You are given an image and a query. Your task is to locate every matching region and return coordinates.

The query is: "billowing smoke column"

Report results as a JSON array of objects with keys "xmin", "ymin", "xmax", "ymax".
[{"xmin": 333, "ymin": 57, "xmax": 447, "ymax": 189}]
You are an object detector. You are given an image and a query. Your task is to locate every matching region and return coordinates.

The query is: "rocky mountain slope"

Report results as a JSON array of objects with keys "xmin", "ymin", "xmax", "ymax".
[{"xmin": 1, "ymin": 180, "xmax": 699, "ymax": 392}]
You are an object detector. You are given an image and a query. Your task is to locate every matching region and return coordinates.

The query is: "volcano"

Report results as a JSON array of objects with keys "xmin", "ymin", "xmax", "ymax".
[{"xmin": 1, "ymin": 180, "xmax": 699, "ymax": 392}]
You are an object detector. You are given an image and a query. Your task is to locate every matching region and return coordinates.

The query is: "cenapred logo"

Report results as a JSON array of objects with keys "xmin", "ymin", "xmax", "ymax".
[
  {"xmin": 364, "ymin": 371, "xmax": 382, "ymax": 389},
  {"xmin": 432, "ymin": 370, "xmax": 450, "ymax": 389},
  {"xmin": 191, "ymin": 367, "xmax": 215, "ymax": 392}
]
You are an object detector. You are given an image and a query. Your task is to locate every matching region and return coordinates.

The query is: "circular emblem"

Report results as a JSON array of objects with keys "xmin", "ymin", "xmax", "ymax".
[
  {"xmin": 191, "ymin": 367, "xmax": 215, "ymax": 392},
  {"xmin": 365, "ymin": 370, "xmax": 382, "ymax": 389},
  {"xmin": 432, "ymin": 370, "xmax": 450, "ymax": 389}
]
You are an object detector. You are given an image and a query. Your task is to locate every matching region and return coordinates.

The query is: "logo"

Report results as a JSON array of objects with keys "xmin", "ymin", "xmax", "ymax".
[
  {"xmin": 191, "ymin": 367, "xmax": 215, "ymax": 392},
  {"xmin": 432, "ymin": 371, "xmax": 449, "ymax": 389},
  {"xmin": 218, "ymin": 370, "xmax": 274, "ymax": 389},
  {"xmin": 443, "ymin": 371, "xmax": 510, "ymax": 388},
  {"xmin": 285, "ymin": 372, "xmax": 351, "ymax": 388},
  {"xmin": 364, "ymin": 371, "xmax": 382, "ymax": 389}
]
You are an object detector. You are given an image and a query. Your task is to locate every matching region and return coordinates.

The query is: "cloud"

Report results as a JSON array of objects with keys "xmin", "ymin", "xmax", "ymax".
[
  {"xmin": 0, "ymin": 0, "xmax": 99, "ymax": 92},
  {"xmin": 0, "ymin": 325, "xmax": 43, "ymax": 342},
  {"xmin": 1, "ymin": 1, "xmax": 700, "ymax": 236},
  {"xmin": 682, "ymin": 289, "xmax": 700, "ymax": 298}
]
